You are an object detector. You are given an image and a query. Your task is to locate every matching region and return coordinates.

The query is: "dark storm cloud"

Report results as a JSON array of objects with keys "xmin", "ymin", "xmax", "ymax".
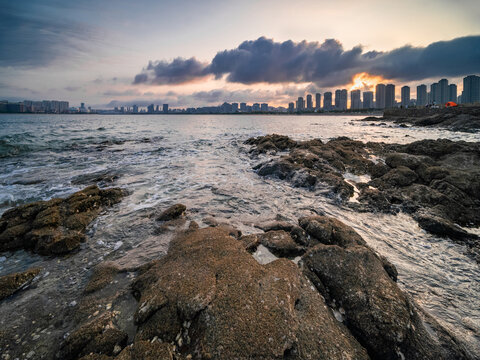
[
  {"xmin": 134, "ymin": 35, "xmax": 480, "ymax": 87},
  {"xmin": 133, "ymin": 57, "xmax": 210, "ymax": 84},
  {"xmin": 0, "ymin": 1, "xmax": 93, "ymax": 68},
  {"xmin": 366, "ymin": 35, "xmax": 480, "ymax": 80}
]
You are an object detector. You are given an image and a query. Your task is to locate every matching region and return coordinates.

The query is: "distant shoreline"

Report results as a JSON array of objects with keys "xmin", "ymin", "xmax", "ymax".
[{"xmin": 0, "ymin": 111, "xmax": 383, "ymax": 116}]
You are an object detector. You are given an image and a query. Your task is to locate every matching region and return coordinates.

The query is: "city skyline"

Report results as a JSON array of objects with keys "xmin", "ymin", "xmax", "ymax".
[{"xmin": 1, "ymin": 0, "xmax": 480, "ymax": 108}]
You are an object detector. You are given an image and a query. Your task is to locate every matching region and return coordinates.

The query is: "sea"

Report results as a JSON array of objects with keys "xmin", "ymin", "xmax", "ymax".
[{"xmin": 1, "ymin": 113, "xmax": 479, "ymax": 351}]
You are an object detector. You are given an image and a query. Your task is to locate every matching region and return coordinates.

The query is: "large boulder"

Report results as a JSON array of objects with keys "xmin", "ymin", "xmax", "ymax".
[
  {"xmin": 131, "ymin": 227, "xmax": 369, "ymax": 359},
  {"xmin": 0, "ymin": 185, "xmax": 124, "ymax": 256},
  {"xmin": 300, "ymin": 216, "xmax": 469, "ymax": 360}
]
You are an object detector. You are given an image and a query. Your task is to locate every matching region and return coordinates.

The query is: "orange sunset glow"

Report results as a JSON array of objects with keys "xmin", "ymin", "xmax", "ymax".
[{"xmin": 349, "ymin": 72, "xmax": 386, "ymax": 91}]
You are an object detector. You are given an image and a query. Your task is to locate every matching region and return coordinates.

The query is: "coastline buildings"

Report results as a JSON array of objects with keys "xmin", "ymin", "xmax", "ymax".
[
  {"xmin": 297, "ymin": 97, "xmax": 305, "ymax": 111},
  {"xmin": 363, "ymin": 91, "xmax": 374, "ymax": 109},
  {"xmin": 350, "ymin": 90, "xmax": 361, "ymax": 110},
  {"xmin": 375, "ymin": 84, "xmax": 386, "ymax": 109},
  {"xmin": 417, "ymin": 85, "xmax": 427, "ymax": 106},
  {"xmin": 448, "ymin": 85, "xmax": 457, "ymax": 102},
  {"xmin": 385, "ymin": 84, "xmax": 395, "ymax": 109},
  {"xmin": 462, "ymin": 75, "xmax": 480, "ymax": 104},
  {"xmin": 401, "ymin": 86, "xmax": 410, "ymax": 107},
  {"xmin": 315, "ymin": 93, "xmax": 321, "ymax": 109},
  {"xmin": 335, "ymin": 89, "xmax": 347, "ymax": 111},
  {"xmin": 306, "ymin": 94, "xmax": 313, "ymax": 110},
  {"xmin": 323, "ymin": 92, "xmax": 332, "ymax": 110}
]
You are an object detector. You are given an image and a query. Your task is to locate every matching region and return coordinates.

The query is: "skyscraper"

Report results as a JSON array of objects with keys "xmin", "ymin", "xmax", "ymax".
[
  {"xmin": 252, "ymin": 103, "xmax": 260, "ymax": 112},
  {"xmin": 448, "ymin": 84, "xmax": 457, "ymax": 102},
  {"xmin": 261, "ymin": 103, "xmax": 268, "ymax": 112},
  {"xmin": 363, "ymin": 91, "xmax": 373, "ymax": 109},
  {"xmin": 147, "ymin": 104, "xmax": 155, "ymax": 113},
  {"xmin": 430, "ymin": 83, "xmax": 440, "ymax": 104},
  {"xmin": 385, "ymin": 84, "xmax": 395, "ymax": 109},
  {"xmin": 463, "ymin": 75, "xmax": 480, "ymax": 104},
  {"xmin": 315, "ymin": 93, "xmax": 321, "ymax": 109},
  {"xmin": 306, "ymin": 94, "xmax": 313, "ymax": 110},
  {"xmin": 323, "ymin": 92, "xmax": 332, "ymax": 110},
  {"xmin": 438, "ymin": 78, "xmax": 449, "ymax": 105},
  {"xmin": 351, "ymin": 90, "xmax": 361, "ymax": 110},
  {"xmin": 288, "ymin": 102, "xmax": 295, "ymax": 112},
  {"xmin": 163, "ymin": 104, "xmax": 168, "ymax": 113},
  {"xmin": 416, "ymin": 85, "xmax": 427, "ymax": 106},
  {"xmin": 375, "ymin": 84, "xmax": 386, "ymax": 109},
  {"xmin": 335, "ymin": 89, "xmax": 347, "ymax": 110},
  {"xmin": 401, "ymin": 86, "xmax": 410, "ymax": 107},
  {"xmin": 232, "ymin": 103, "xmax": 239, "ymax": 112},
  {"xmin": 240, "ymin": 102, "xmax": 247, "ymax": 112},
  {"xmin": 297, "ymin": 97, "xmax": 305, "ymax": 111}
]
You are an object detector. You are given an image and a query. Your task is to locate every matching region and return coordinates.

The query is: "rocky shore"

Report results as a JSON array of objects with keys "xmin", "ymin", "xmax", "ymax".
[
  {"xmin": 0, "ymin": 194, "xmax": 478, "ymax": 359},
  {"xmin": 362, "ymin": 106, "xmax": 480, "ymax": 132},
  {"xmin": 247, "ymin": 134, "xmax": 480, "ymax": 262}
]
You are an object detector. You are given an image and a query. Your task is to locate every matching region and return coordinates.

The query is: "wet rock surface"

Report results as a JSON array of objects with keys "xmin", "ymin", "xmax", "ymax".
[
  {"xmin": 300, "ymin": 216, "xmax": 468, "ymax": 360},
  {"xmin": 0, "ymin": 199, "xmax": 476, "ymax": 359},
  {"xmin": 0, "ymin": 185, "xmax": 124, "ymax": 256},
  {"xmin": 363, "ymin": 106, "xmax": 480, "ymax": 132},
  {"xmin": 0, "ymin": 267, "xmax": 41, "ymax": 300},
  {"xmin": 247, "ymin": 134, "xmax": 480, "ymax": 261}
]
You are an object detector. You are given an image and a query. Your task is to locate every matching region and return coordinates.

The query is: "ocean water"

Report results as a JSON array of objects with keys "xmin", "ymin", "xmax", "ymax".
[{"xmin": 1, "ymin": 113, "xmax": 479, "ymax": 351}]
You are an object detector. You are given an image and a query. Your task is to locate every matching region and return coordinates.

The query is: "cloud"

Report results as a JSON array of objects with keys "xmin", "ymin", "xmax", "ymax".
[
  {"xmin": 133, "ymin": 57, "xmax": 210, "ymax": 84},
  {"xmin": 134, "ymin": 35, "xmax": 480, "ymax": 87},
  {"xmin": 103, "ymin": 89, "xmax": 142, "ymax": 96},
  {"xmin": 64, "ymin": 86, "xmax": 82, "ymax": 92}
]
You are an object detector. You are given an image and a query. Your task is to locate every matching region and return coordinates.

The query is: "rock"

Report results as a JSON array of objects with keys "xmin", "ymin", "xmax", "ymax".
[
  {"xmin": 84, "ymin": 262, "xmax": 121, "ymax": 294},
  {"xmin": 116, "ymin": 341, "xmax": 175, "ymax": 360},
  {"xmin": 0, "ymin": 185, "xmax": 124, "ymax": 256},
  {"xmin": 156, "ymin": 204, "xmax": 186, "ymax": 221},
  {"xmin": 374, "ymin": 166, "xmax": 418, "ymax": 187},
  {"xmin": 254, "ymin": 220, "xmax": 294, "ymax": 232},
  {"xmin": 245, "ymin": 134, "xmax": 297, "ymax": 153},
  {"xmin": 0, "ymin": 267, "xmax": 41, "ymax": 300},
  {"xmin": 257, "ymin": 230, "xmax": 305, "ymax": 257},
  {"xmin": 300, "ymin": 215, "xmax": 469, "ymax": 360},
  {"xmin": 58, "ymin": 314, "xmax": 128, "ymax": 360},
  {"xmin": 131, "ymin": 227, "xmax": 369, "ymax": 359},
  {"xmin": 237, "ymin": 234, "xmax": 260, "ymax": 252}
]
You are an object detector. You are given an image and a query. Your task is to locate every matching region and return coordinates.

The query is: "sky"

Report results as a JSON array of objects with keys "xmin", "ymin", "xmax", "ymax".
[{"xmin": 1, "ymin": 0, "xmax": 479, "ymax": 108}]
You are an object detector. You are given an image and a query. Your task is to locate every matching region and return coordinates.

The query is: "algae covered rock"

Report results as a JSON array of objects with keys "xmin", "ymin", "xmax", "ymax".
[
  {"xmin": 0, "ymin": 267, "xmax": 41, "ymax": 300},
  {"xmin": 0, "ymin": 185, "xmax": 124, "ymax": 256}
]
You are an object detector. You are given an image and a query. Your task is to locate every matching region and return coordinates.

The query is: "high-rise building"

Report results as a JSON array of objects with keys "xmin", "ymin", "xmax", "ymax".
[
  {"xmin": 306, "ymin": 94, "xmax": 313, "ymax": 110},
  {"xmin": 323, "ymin": 92, "xmax": 332, "ymax": 110},
  {"xmin": 240, "ymin": 102, "xmax": 247, "ymax": 112},
  {"xmin": 133, "ymin": 104, "xmax": 138, "ymax": 113},
  {"xmin": 375, "ymin": 84, "xmax": 386, "ymax": 109},
  {"xmin": 438, "ymin": 78, "xmax": 449, "ymax": 105},
  {"xmin": 315, "ymin": 93, "xmax": 321, "ymax": 109},
  {"xmin": 147, "ymin": 104, "xmax": 155, "ymax": 113},
  {"xmin": 163, "ymin": 104, "xmax": 168, "ymax": 113},
  {"xmin": 385, "ymin": 84, "xmax": 395, "ymax": 109},
  {"xmin": 335, "ymin": 89, "xmax": 347, "ymax": 110},
  {"xmin": 416, "ymin": 85, "xmax": 427, "ymax": 106},
  {"xmin": 252, "ymin": 103, "xmax": 260, "ymax": 112},
  {"xmin": 363, "ymin": 91, "xmax": 373, "ymax": 109},
  {"xmin": 288, "ymin": 102, "xmax": 295, "ymax": 112},
  {"xmin": 462, "ymin": 75, "xmax": 480, "ymax": 104},
  {"xmin": 297, "ymin": 97, "xmax": 304, "ymax": 111},
  {"xmin": 351, "ymin": 90, "xmax": 361, "ymax": 110},
  {"xmin": 401, "ymin": 86, "xmax": 410, "ymax": 107},
  {"xmin": 232, "ymin": 103, "xmax": 239, "ymax": 112},
  {"xmin": 261, "ymin": 103, "xmax": 268, "ymax": 112},
  {"xmin": 448, "ymin": 84, "xmax": 457, "ymax": 102},
  {"xmin": 430, "ymin": 83, "xmax": 440, "ymax": 104}
]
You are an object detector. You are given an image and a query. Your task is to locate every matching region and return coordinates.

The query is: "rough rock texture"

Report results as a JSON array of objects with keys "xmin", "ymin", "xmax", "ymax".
[
  {"xmin": 0, "ymin": 267, "xmax": 41, "ymax": 300},
  {"xmin": 247, "ymin": 135, "xmax": 480, "ymax": 261},
  {"xmin": 363, "ymin": 106, "xmax": 480, "ymax": 132},
  {"xmin": 84, "ymin": 262, "xmax": 121, "ymax": 294},
  {"xmin": 131, "ymin": 227, "xmax": 369, "ymax": 359},
  {"xmin": 300, "ymin": 216, "xmax": 470, "ymax": 360},
  {"xmin": 58, "ymin": 313, "xmax": 128, "ymax": 360},
  {"xmin": 0, "ymin": 185, "xmax": 124, "ymax": 256},
  {"xmin": 157, "ymin": 204, "xmax": 186, "ymax": 221},
  {"xmin": 257, "ymin": 230, "xmax": 305, "ymax": 257}
]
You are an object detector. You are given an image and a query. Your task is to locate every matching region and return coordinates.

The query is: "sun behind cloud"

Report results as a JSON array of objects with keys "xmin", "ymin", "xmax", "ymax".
[{"xmin": 349, "ymin": 72, "xmax": 386, "ymax": 91}]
